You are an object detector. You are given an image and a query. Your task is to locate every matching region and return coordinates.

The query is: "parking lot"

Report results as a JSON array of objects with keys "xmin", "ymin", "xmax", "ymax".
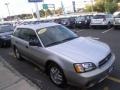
[{"xmin": 0, "ymin": 28, "xmax": 120, "ymax": 90}]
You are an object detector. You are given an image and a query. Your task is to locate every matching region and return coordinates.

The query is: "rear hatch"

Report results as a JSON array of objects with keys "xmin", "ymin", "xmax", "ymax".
[
  {"xmin": 91, "ymin": 15, "xmax": 106, "ymax": 24},
  {"xmin": 76, "ymin": 16, "xmax": 86, "ymax": 23}
]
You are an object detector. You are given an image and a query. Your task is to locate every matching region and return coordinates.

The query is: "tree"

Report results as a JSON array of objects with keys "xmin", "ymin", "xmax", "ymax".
[
  {"xmin": 105, "ymin": 2, "xmax": 118, "ymax": 13},
  {"xmin": 85, "ymin": 0, "xmax": 118, "ymax": 13},
  {"xmin": 40, "ymin": 9, "xmax": 45, "ymax": 17},
  {"xmin": 46, "ymin": 9, "xmax": 53, "ymax": 16},
  {"xmin": 55, "ymin": 8, "xmax": 63, "ymax": 15}
]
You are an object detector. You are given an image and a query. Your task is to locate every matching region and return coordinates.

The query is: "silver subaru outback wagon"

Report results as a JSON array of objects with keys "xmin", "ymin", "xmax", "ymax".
[{"xmin": 11, "ymin": 23, "xmax": 115, "ymax": 88}]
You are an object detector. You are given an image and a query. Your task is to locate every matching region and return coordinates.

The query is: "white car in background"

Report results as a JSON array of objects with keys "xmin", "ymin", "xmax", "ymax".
[
  {"xmin": 90, "ymin": 13, "xmax": 113, "ymax": 29},
  {"xmin": 113, "ymin": 11, "xmax": 120, "ymax": 29}
]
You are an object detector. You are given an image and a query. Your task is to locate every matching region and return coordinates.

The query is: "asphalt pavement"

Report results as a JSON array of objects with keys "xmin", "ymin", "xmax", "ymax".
[
  {"xmin": 0, "ymin": 28, "xmax": 120, "ymax": 90},
  {"xmin": 0, "ymin": 54, "xmax": 40, "ymax": 90}
]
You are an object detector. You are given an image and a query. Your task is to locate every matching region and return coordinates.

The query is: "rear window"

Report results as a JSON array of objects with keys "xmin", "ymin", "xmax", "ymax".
[
  {"xmin": 76, "ymin": 16, "xmax": 85, "ymax": 21},
  {"xmin": 93, "ymin": 15, "xmax": 105, "ymax": 19}
]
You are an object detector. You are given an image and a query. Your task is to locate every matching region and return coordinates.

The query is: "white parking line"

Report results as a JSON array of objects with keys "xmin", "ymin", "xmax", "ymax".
[
  {"xmin": 87, "ymin": 36, "xmax": 100, "ymax": 40},
  {"xmin": 102, "ymin": 28, "xmax": 113, "ymax": 34}
]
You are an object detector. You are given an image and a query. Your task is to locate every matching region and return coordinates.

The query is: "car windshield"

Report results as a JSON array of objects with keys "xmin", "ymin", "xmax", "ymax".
[
  {"xmin": 0, "ymin": 26, "xmax": 13, "ymax": 33},
  {"xmin": 37, "ymin": 25, "xmax": 78, "ymax": 47},
  {"xmin": 93, "ymin": 15, "xmax": 105, "ymax": 19}
]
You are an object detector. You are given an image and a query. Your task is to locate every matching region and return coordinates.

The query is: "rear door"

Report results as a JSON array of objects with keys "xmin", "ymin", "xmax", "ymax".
[{"xmin": 14, "ymin": 28, "xmax": 32, "ymax": 58}]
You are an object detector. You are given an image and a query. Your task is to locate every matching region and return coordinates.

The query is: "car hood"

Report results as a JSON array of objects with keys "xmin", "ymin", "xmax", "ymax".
[
  {"xmin": 0, "ymin": 31, "xmax": 13, "ymax": 37},
  {"xmin": 46, "ymin": 37, "xmax": 111, "ymax": 65}
]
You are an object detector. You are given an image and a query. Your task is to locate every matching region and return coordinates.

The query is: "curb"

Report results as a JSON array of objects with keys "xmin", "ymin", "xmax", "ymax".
[{"xmin": 0, "ymin": 55, "xmax": 40, "ymax": 90}]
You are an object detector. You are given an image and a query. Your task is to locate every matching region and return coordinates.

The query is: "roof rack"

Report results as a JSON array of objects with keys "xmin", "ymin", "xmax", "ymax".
[{"xmin": 19, "ymin": 20, "xmax": 55, "ymax": 26}]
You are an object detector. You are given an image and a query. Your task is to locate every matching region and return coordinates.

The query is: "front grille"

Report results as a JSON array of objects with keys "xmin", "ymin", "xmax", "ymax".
[{"xmin": 99, "ymin": 53, "xmax": 112, "ymax": 67}]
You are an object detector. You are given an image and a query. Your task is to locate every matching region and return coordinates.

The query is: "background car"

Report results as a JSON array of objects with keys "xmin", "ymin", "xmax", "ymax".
[
  {"xmin": 113, "ymin": 11, "xmax": 120, "ymax": 29},
  {"xmin": 0, "ymin": 25, "xmax": 14, "ymax": 47},
  {"xmin": 75, "ymin": 15, "xmax": 93, "ymax": 28},
  {"xmin": 90, "ymin": 13, "xmax": 113, "ymax": 29},
  {"xmin": 59, "ymin": 17, "xmax": 76, "ymax": 28}
]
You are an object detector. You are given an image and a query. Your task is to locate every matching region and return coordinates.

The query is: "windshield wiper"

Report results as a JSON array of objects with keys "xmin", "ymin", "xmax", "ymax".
[
  {"xmin": 61, "ymin": 37, "xmax": 78, "ymax": 42},
  {"xmin": 46, "ymin": 37, "xmax": 78, "ymax": 47},
  {"xmin": 46, "ymin": 41, "xmax": 62, "ymax": 47}
]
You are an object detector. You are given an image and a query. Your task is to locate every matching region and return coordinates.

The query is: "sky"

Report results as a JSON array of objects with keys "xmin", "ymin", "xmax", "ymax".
[{"xmin": 0, "ymin": 0, "xmax": 92, "ymax": 18}]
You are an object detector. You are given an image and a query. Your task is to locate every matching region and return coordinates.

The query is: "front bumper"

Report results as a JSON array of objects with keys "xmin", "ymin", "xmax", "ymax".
[
  {"xmin": 0, "ymin": 38, "xmax": 11, "ymax": 45},
  {"xmin": 65, "ymin": 54, "xmax": 115, "ymax": 88}
]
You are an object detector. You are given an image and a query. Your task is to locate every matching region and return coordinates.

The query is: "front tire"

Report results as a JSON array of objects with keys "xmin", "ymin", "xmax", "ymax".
[{"xmin": 48, "ymin": 63, "xmax": 66, "ymax": 87}]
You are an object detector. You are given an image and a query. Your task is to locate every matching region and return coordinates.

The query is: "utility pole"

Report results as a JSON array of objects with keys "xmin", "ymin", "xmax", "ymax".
[
  {"xmin": 35, "ymin": 3, "xmax": 40, "ymax": 20},
  {"xmin": 61, "ymin": 0, "xmax": 65, "ymax": 15},
  {"xmin": 105, "ymin": 0, "xmax": 108, "ymax": 13},
  {"xmin": 91, "ymin": 0, "xmax": 94, "ymax": 14},
  {"xmin": 5, "ymin": 2, "xmax": 10, "ymax": 16},
  {"xmin": 72, "ymin": 1, "xmax": 76, "ymax": 13}
]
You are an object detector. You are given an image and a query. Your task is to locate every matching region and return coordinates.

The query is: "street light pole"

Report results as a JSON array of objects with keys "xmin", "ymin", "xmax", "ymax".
[
  {"xmin": 35, "ymin": 3, "xmax": 40, "ymax": 20},
  {"xmin": 5, "ymin": 3, "xmax": 10, "ymax": 16},
  {"xmin": 61, "ymin": 0, "xmax": 65, "ymax": 15},
  {"xmin": 91, "ymin": 0, "xmax": 94, "ymax": 14}
]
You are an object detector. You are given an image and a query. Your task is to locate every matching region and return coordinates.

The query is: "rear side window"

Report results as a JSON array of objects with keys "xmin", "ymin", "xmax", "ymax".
[
  {"xmin": 13, "ymin": 28, "xmax": 21, "ymax": 37},
  {"xmin": 14, "ymin": 28, "xmax": 38, "ymax": 42}
]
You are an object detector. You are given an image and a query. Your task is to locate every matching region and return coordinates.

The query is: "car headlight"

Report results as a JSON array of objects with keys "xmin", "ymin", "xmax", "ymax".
[{"xmin": 74, "ymin": 62, "xmax": 96, "ymax": 73}]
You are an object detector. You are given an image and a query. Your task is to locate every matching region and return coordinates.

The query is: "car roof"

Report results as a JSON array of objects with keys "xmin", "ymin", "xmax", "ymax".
[
  {"xmin": 94, "ymin": 13, "xmax": 112, "ymax": 16},
  {"xmin": 16, "ymin": 22, "xmax": 60, "ymax": 30}
]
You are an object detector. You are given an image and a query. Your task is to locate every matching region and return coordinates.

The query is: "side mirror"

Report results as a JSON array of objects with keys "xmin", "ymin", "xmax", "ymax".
[{"xmin": 29, "ymin": 40, "xmax": 41, "ymax": 47}]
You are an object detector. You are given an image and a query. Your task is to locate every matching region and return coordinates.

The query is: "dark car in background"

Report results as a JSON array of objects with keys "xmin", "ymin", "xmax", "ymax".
[
  {"xmin": 54, "ymin": 18, "xmax": 62, "ymax": 24},
  {"xmin": 60, "ymin": 17, "xmax": 76, "ymax": 28},
  {"xmin": 75, "ymin": 15, "xmax": 93, "ymax": 28},
  {"xmin": 0, "ymin": 25, "xmax": 14, "ymax": 47}
]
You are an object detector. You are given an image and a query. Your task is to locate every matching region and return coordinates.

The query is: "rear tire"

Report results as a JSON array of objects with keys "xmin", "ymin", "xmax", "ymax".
[
  {"xmin": 90, "ymin": 26, "xmax": 95, "ymax": 29},
  {"xmin": 107, "ymin": 22, "xmax": 112, "ymax": 29},
  {"xmin": 114, "ymin": 26, "xmax": 119, "ymax": 30},
  {"xmin": 0, "ymin": 42, "xmax": 3, "ymax": 48},
  {"xmin": 14, "ymin": 47, "xmax": 22, "ymax": 60},
  {"xmin": 48, "ymin": 63, "xmax": 66, "ymax": 87}
]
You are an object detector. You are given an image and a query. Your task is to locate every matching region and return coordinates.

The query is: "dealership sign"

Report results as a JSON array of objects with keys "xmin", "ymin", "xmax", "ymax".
[{"xmin": 28, "ymin": 0, "xmax": 43, "ymax": 2}]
